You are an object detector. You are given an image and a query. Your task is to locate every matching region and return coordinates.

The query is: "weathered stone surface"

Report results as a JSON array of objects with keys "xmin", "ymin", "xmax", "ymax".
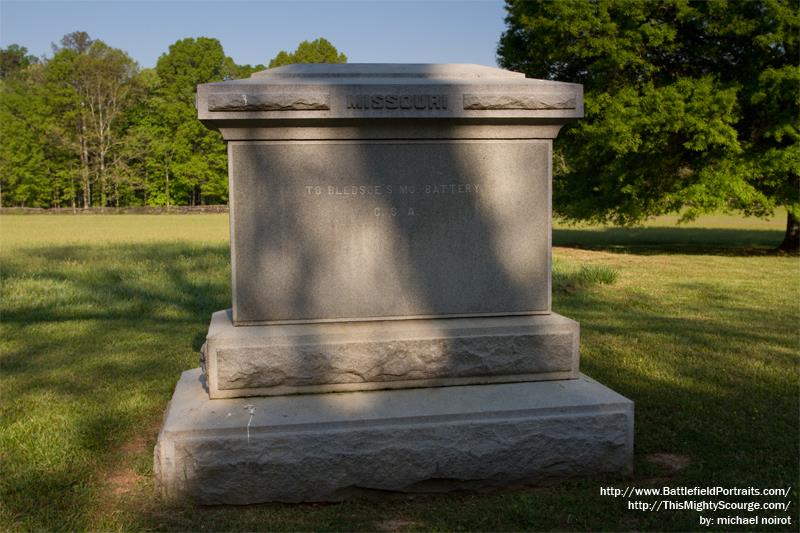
[
  {"xmin": 215, "ymin": 123, "xmax": 568, "ymax": 141},
  {"xmin": 197, "ymin": 63, "xmax": 583, "ymax": 123},
  {"xmin": 463, "ymin": 93, "xmax": 577, "ymax": 110},
  {"xmin": 249, "ymin": 63, "xmax": 527, "ymax": 79},
  {"xmin": 195, "ymin": 64, "xmax": 585, "ymax": 326},
  {"xmin": 229, "ymin": 140, "xmax": 552, "ymax": 325},
  {"xmin": 203, "ymin": 310, "xmax": 579, "ymax": 398},
  {"xmin": 155, "ymin": 64, "xmax": 637, "ymax": 504},
  {"xmin": 154, "ymin": 369, "xmax": 634, "ymax": 504},
  {"xmin": 208, "ymin": 92, "xmax": 329, "ymax": 111}
]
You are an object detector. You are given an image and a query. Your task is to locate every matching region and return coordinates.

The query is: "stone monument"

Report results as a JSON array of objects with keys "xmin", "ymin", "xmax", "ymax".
[{"xmin": 154, "ymin": 64, "xmax": 633, "ymax": 504}]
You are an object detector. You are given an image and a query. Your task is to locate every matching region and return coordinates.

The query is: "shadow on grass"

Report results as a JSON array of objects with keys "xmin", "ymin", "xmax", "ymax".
[
  {"xmin": 0, "ymin": 242, "xmax": 230, "ymax": 531},
  {"xmin": 553, "ymin": 226, "xmax": 786, "ymax": 255},
  {"xmin": 554, "ymin": 284, "xmax": 797, "ymax": 485},
  {"xmin": 1, "ymin": 241, "xmax": 797, "ymax": 531}
]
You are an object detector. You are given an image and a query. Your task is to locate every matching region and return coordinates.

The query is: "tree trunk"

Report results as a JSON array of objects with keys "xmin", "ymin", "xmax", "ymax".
[
  {"xmin": 779, "ymin": 211, "xmax": 799, "ymax": 252},
  {"xmin": 81, "ymin": 138, "xmax": 90, "ymax": 208},
  {"xmin": 99, "ymin": 146, "xmax": 107, "ymax": 208},
  {"xmin": 100, "ymin": 167, "xmax": 107, "ymax": 209}
]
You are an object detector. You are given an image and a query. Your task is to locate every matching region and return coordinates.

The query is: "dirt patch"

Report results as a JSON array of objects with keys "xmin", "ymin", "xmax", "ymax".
[
  {"xmin": 84, "ymin": 416, "xmax": 164, "ymax": 530},
  {"xmin": 374, "ymin": 519, "xmax": 422, "ymax": 531},
  {"xmin": 108, "ymin": 429, "xmax": 155, "ymax": 495},
  {"xmin": 100, "ymin": 416, "xmax": 162, "ymax": 500},
  {"xmin": 645, "ymin": 453, "xmax": 691, "ymax": 474}
]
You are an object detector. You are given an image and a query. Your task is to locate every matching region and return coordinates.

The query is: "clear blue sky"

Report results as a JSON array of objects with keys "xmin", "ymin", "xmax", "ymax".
[{"xmin": 0, "ymin": 0, "xmax": 508, "ymax": 69}]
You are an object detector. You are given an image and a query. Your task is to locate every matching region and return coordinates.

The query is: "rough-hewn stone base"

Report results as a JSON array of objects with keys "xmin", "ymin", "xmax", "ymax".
[
  {"xmin": 154, "ymin": 369, "xmax": 633, "ymax": 504},
  {"xmin": 202, "ymin": 310, "xmax": 579, "ymax": 398}
]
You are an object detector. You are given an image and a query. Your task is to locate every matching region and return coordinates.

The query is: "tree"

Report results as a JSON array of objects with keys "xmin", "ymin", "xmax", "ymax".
[
  {"xmin": 498, "ymin": 0, "xmax": 800, "ymax": 251},
  {"xmin": 0, "ymin": 45, "xmax": 48, "ymax": 207},
  {"xmin": 149, "ymin": 37, "xmax": 235, "ymax": 205},
  {"xmin": 0, "ymin": 32, "xmax": 267, "ymax": 208},
  {"xmin": 0, "ymin": 44, "xmax": 38, "ymax": 79},
  {"xmin": 45, "ymin": 33, "xmax": 139, "ymax": 208},
  {"xmin": 268, "ymin": 38, "xmax": 347, "ymax": 68},
  {"xmin": 1, "ymin": 57, "xmax": 79, "ymax": 208},
  {"xmin": 0, "ymin": 66, "xmax": 51, "ymax": 206},
  {"xmin": 78, "ymin": 41, "xmax": 139, "ymax": 207},
  {"xmin": 59, "ymin": 31, "xmax": 93, "ymax": 54}
]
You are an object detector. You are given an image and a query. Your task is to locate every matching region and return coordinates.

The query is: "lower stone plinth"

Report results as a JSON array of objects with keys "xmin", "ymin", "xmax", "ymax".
[
  {"xmin": 202, "ymin": 310, "xmax": 579, "ymax": 398},
  {"xmin": 154, "ymin": 369, "xmax": 633, "ymax": 504}
]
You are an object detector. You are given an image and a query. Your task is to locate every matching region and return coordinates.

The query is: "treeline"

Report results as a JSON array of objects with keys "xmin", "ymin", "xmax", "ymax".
[
  {"xmin": 498, "ymin": 0, "xmax": 799, "ymax": 250},
  {"xmin": 0, "ymin": 34, "xmax": 345, "ymax": 208}
]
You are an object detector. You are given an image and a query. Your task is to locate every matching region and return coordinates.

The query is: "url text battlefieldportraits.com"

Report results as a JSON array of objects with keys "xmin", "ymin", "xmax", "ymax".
[{"xmin": 600, "ymin": 485, "xmax": 794, "ymax": 528}]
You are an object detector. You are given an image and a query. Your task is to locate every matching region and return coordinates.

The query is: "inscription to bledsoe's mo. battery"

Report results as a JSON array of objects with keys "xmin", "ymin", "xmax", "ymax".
[
  {"xmin": 304, "ymin": 184, "xmax": 481, "ymax": 195},
  {"xmin": 346, "ymin": 94, "xmax": 448, "ymax": 110},
  {"xmin": 303, "ymin": 183, "xmax": 482, "ymax": 218}
]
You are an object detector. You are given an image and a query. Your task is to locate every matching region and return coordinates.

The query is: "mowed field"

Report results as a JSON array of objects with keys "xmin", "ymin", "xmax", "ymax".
[{"xmin": 1, "ymin": 213, "xmax": 798, "ymax": 531}]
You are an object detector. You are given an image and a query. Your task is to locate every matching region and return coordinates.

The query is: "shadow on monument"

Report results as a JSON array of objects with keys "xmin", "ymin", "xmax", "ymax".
[
  {"xmin": 185, "ymin": 114, "xmax": 623, "ymax": 502},
  {"xmin": 228, "ymin": 118, "xmax": 553, "ymax": 394},
  {"xmin": 232, "ymin": 127, "xmax": 547, "ymax": 323}
]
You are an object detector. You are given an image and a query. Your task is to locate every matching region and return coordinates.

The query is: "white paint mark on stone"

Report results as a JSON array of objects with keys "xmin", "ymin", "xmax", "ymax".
[{"xmin": 243, "ymin": 404, "xmax": 256, "ymax": 443}]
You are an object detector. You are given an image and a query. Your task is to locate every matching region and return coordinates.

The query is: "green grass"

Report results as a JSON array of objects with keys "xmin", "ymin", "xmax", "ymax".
[
  {"xmin": 553, "ymin": 209, "xmax": 789, "ymax": 252},
  {"xmin": 552, "ymin": 260, "xmax": 618, "ymax": 292},
  {"xmin": 1, "ymin": 213, "xmax": 798, "ymax": 532}
]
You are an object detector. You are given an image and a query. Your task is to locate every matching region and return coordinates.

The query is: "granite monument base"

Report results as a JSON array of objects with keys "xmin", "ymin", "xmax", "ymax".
[
  {"xmin": 202, "ymin": 309, "xmax": 580, "ymax": 399},
  {"xmin": 154, "ymin": 369, "xmax": 633, "ymax": 504}
]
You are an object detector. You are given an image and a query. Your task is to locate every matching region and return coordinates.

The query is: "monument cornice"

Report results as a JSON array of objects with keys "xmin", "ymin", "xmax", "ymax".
[{"xmin": 196, "ymin": 63, "xmax": 583, "ymax": 123}]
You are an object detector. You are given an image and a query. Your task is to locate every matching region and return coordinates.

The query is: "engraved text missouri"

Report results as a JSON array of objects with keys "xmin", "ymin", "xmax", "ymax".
[{"xmin": 346, "ymin": 94, "xmax": 448, "ymax": 110}]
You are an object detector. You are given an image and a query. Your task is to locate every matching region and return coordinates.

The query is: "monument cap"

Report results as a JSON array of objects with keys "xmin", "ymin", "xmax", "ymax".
[{"xmin": 196, "ymin": 63, "xmax": 583, "ymax": 123}]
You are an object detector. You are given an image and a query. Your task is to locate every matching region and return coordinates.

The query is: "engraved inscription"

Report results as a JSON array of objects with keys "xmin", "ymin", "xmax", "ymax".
[
  {"xmin": 346, "ymin": 94, "xmax": 448, "ymax": 110},
  {"xmin": 463, "ymin": 93, "xmax": 576, "ymax": 110},
  {"xmin": 231, "ymin": 141, "xmax": 551, "ymax": 323},
  {"xmin": 304, "ymin": 184, "xmax": 480, "ymax": 196},
  {"xmin": 209, "ymin": 92, "xmax": 329, "ymax": 111},
  {"xmin": 304, "ymin": 182, "xmax": 481, "ymax": 218},
  {"xmin": 374, "ymin": 207, "xmax": 416, "ymax": 217}
]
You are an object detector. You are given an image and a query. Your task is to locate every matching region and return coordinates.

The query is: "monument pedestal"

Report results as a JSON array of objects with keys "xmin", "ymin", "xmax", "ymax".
[
  {"xmin": 202, "ymin": 309, "xmax": 580, "ymax": 399},
  {"xmin": 153, "ymin": 63, "xmax": 634, "ymax": 503},
  {"xmin": 155, "ymin": 369, "xmax": 633, "ymax": 504}
]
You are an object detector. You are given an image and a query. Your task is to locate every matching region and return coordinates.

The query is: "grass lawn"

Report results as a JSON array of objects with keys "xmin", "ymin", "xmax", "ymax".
[{"xmin": 1, "ymin": 213, "xmax": 798, "ymax": 531}]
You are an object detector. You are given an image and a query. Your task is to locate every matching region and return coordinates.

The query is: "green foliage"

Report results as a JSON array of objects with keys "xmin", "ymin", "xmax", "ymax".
[
  {"xmin": 45, "ymin": 38, "xmax": 139, "ymax": 208},
  {"xmin": 1, "ymin": 32, "xmax": 344, "ymax": 208},
  {"xmin": 120, "ymin": 37, "xmax": 247, "ymax": 207},
  {"xmin": 0, "ymin": 63, "xmax": 77, "ymax": 207},
  {"xmin": 268, "ymin": 37, "xmax": 347, "ymax": 68},
  {"xmin": 59, "ymin": 30, "xmax": 93, "ymax": 54},
  {"xmin": 147, "ymin": 37, "xmax": 236, "ymax": 206},
  {"xmin": 552, "ymin": 260, "xmax": 618, "ymax": 292},
  {"xmin": 0, "ymin": 71, "xmax": 50, "ymax": 206},
  {"xmin": 0, "ymin": 44, "xmax": 38, "ymax": 79},
  {"xmin": 0, "ymin": 34, "xmax": 265, "ymax": 208},
  {"xmin": 499, "ymin": 0, "xmax": 800, "ymax": 244},
  {"xmin": 156, "ymin": 37, "xmax": 230, "ymax": 101}
]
